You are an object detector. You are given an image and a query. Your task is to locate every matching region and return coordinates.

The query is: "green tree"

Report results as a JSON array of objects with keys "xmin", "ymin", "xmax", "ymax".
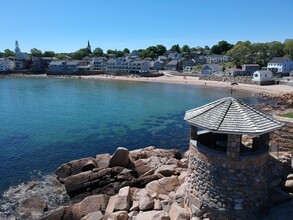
[
  {"xmin": 123, "ymin": 48, "xmax": 130, "ymax": 54},
  {"xmin": 107, "ymin": 49, "xmax": 116, "ymax": 55},
  {"xmin": 211, "ymin": 41, "xmax": 233, "ymax": 54},
  {"xmin": 30, "ymin": 48, "xmax": 42, "ymax": 57},
  {"xmin": 227, "ymin": 41, "xmax": 252, "ymax": 66},
  {"xmin": 156, "ymin": 44, "xmax": 166, "ymax": 56},
  {"xmin": 170, "ymin": 44, "xmax": 180, "ymax": 53},
  {"xmin": 115, "ymin": 50, "xmax": 124, "ymax": 58},
  {"xmin": 43, "ymin": 51, "xmax": 55, "ymax": 57},
  {"xmin": 92, "ymin": 47, "xmax": 104, "ymax": 57},
  {"xmin": 267, "ymin": 41, "xmax": 284, "ymax": 58},
  {"xmin": 56, "ymin": 53, "xmax": 67, "ymax": 59},
  {"xmin": 284, "ymin": 39, "xmax": 293, "ymax": 59},
  {"xmin": 71, "ymin": 48, "xmax": 90, "ymax": 60},
  {"xmin": 181, "ymin": 45, "xmax": 191, "ymax": 53},
  {"xmin": 204, "ymin": 45, "xmax": 210, "ymax": 50},
  {"xmin": 3, "ymin": 49, "xmax": 15, "ymax": 57}
]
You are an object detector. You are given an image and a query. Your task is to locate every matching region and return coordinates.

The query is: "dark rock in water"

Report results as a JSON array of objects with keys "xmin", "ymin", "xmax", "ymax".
[
  {"xmin": 18, "ymin": 197, "xmax": 48, "ymax": 218},
  {"xmin": 109, "ymin": 147, "xmax": 130, "ymax": 168},
  {"xmin": 55, "ymin": 157, "xmax": 97, "ymax": 183}
]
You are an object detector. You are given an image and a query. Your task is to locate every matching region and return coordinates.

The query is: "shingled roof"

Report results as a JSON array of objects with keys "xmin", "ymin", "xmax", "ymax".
[{"xmin": 184, "ymin": 97, "xmax": 283, "ymax": 135}]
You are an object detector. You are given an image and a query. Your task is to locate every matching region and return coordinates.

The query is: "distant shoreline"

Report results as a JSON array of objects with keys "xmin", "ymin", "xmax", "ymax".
[{"xmin": 1, "ymin": 72, "xmax": 293, "ymax": 95}]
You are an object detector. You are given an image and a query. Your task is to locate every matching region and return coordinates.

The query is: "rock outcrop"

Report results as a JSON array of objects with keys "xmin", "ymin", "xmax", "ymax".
[
  {"xmin": 40, "ymin": 146, "xmax": 189, "ymax": 220},
  {"xmin": 17, "ymin": 146, "xmax": 292, "ymax": 220}
]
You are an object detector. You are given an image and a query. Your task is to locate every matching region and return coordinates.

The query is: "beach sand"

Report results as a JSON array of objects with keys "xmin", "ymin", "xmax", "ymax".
[{"xmin": 77, "ymin": 73, "xmax": 293, "ymax": 95}]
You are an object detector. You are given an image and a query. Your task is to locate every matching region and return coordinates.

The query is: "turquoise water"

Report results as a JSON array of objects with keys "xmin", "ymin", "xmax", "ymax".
[{"xmin": 0, "ymin": 77, "xmax": 264, "ymax": 193}]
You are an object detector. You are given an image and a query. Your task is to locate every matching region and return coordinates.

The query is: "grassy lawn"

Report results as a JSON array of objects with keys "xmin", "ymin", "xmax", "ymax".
[{"xmin": 279, "ymin": 112, "xmax": 293, "ymax": 118}]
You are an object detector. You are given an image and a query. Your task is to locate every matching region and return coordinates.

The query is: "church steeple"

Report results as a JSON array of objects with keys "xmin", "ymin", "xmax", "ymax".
[
  {"xmin": 15, "ymin": 40, "xmax": 21, "ymax": 54},
  {"xmin": 87, "ymin": 40, "xmax": 91, "ymax": 53}
]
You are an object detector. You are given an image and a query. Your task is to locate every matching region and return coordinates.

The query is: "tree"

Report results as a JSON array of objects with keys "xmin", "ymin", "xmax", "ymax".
[
  {"xmin": 71, "ymin": 48, "xmax": 90, "ymax": 60},
  {"xmin": 30, "ymin": 48, "xmax": 42, "ymax": 57},
  {"xmin": 55, "ymin": 53, "xmax": 68, "ymax": 60},
  {"xmin": 211, "ymin": 45, "xmax": 221, "ymax": 54},
  {"xmin": 227, "ymin": 41, "xmax": 252, "ymax": 66},
  {"xmin": 267, "ymin": 41, "xmax": 284, "ymax": 58},
  {"xmin": 115, "ymin": 50, "xmax": 124, "ymax": 58},
  {"xmin": 92, "ymin": 47, "xmax": 104, "ymax": 57},
  {"xmin": 284, "ymin": 39, "xmax": 293, "ymax": 60},
  {"xmin": 123, "ymin": 48, "xmax": 130, "ymax": 54},
  {"xmin": 3, "ymin": 49, "xmax": 15, "ymax": 57},
  {"xmin": 43, "ymin": 51, "xmax": 55, "ymax": 57},
  {"xmin": 170, "ymin": 44, "xmax": 180, "ymax": 53},
  {"xmin": 156, "ymin": 45, "xmax": 166, "ymax": 56},
  {"xmin": 211, "ymin": 41, "xmax": 233, "ymax": 54},
  {"xmin": 107, "ymin": 49, "xmax": 116, "ymax": 55},
  {"xmin": 181, "ymin": 45, "xmax": 191, "ymax": 53}
]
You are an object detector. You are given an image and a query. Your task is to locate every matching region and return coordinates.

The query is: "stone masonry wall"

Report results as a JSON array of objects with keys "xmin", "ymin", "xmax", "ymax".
[
  {"xmin": 271, "ymin": 120, "xmax": 293, "ymax": 152},
  {"xmin": 199, "ymin": 75, "xmax": 254, "ymax": 84},
  {"xmin": 185, "ymin": 143, "xmax": 268, "ymax": 219}
]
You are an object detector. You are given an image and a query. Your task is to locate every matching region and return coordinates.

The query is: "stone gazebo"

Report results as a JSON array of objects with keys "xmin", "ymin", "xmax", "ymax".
[{"xmin": 183, "ymin": 97, "xmax": 283, "ymax": 219}]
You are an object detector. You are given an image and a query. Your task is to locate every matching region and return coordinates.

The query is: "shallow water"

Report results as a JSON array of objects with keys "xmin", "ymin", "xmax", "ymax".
[{"xmin": 0, "ymin": 77, "xmax": 264, "ymax": 196}]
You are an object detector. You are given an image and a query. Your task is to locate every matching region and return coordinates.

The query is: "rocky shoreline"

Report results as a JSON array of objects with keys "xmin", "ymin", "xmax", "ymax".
[{"xmin": 6, "ymin": 145, "xmax": 292, "ymax": 220}]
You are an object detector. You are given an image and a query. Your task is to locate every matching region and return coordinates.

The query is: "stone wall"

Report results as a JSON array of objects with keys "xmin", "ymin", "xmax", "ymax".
[
  {"xmin": 185, "ymin": 142, "xmax": 269, "ymax": 219},
  {"xmin": 199, "ymin": 75, "xmax": 254, "ymax": 84},
  {"xmin": 271, "ymin": 119, "xmax": 293, "ymax": 152}
]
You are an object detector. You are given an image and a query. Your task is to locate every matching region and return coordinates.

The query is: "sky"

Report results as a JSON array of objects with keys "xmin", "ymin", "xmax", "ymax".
[{"xmin": 0, "ymin": 0, "xmax": 292, "ymax": 53}]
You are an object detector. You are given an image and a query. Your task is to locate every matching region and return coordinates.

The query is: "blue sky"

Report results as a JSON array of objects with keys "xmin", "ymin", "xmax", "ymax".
[{"xmin": 0, "ymin": 0, "xmax": 292, "ymax": 53}]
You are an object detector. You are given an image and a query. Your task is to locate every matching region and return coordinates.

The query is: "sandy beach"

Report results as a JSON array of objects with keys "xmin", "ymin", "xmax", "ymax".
[{"xmin": 77, "ymin": 73, "xmax": 293, "ymax": 95}]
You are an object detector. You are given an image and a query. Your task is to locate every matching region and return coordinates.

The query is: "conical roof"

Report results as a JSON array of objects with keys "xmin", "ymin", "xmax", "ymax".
[{"xmin": 184, "ymin": 97, "xmax": 283, "ymax": 135}]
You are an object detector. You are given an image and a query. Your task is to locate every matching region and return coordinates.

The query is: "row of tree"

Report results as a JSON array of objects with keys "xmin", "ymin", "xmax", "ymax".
[{"xmin": 1, "ymin": 39, "xmax": 292, "ymax": 67}]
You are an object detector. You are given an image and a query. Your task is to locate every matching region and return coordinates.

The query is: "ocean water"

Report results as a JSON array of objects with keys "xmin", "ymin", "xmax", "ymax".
[{"xmin": 0, "ymin": 77, "xmax": 264, "ymax": 197}]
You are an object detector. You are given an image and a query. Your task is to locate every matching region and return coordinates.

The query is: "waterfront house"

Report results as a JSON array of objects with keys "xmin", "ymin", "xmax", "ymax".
[
  {"xmin": 158, "ymin": 56, "xmax": 168, "ymax": 63},
  {"xmin": 49, "ymin": 60, "xmax": 79, "ymax": 73},
  {"xmin": 167, "ymin": 52, "xmax": 182, "ymax": 60},
  {"xmin": 0, "ymin": 58, "xmax": 15, "ymax": 71},
  {"xmin": 128, "ymin": 60, "xmax": 149, "ymax": 74},
  {"xmin": 152, "ymin": 60, "xmax": 164, "ymax": 70},
  {"xmin": 267, "ymin": 57, "xmax": 293, "ymax": 75},
  {"xmin": 166, "ymin": 60, "xmax": 178, "ymax": 71},
  {"xmin": 206, "ymin": 54, "xmax": 230, "ymax": 63},
  {"xmin": 179, "ymin": 59, "xmax": 196, "ymax": 71},
  {"xmin": 225, "ymin": 68, "xmax": 248, "ymax": 76},
  {"xmin": 252, "ymin": 70, "xmax": 274, "ymax": 85},
  {"xmin": 242, "ymin": 64, "xmax": 260, "ymax": 75},
  {"xmin": 92, "ymin": 57, "xmax": 107, "ymax": 71},
  {"xmin": 184, "ymin": 66, "xmax": 195, "ymax": 72},
  {"xmin": 201, "ymin": 64, "xmax": 223, "ymax": 75}
]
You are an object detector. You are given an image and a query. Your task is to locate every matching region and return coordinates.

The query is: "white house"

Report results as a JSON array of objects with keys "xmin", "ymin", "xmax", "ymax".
[
  {"xmin": 267, "ymin": 57, "xmax": 293, "ymax": 75},
  {"xmin": 0, "ymin": 58, "xmax": 15, "ymax": 71},
  {"xmin": 252, "ymin": 70, "xmax": 274, "ymax": 85}
]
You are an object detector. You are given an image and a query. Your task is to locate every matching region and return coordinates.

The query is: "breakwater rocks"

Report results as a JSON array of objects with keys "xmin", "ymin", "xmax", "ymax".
[
  {"xmin": 258, "ymin": 92, "xmax": 293, "ymax": 107},
  {"xmin": 11, "ymin": 146, "xmax": 293, "ymax": 220},
  {"xmin": 40, "ymin": 146, "xmax": 190, "ymax": 220}
]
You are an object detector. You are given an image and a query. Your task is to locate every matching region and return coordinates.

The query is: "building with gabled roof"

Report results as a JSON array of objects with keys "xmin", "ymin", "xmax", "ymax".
[{"xmin": 267, "ymin": 57, "xmax": 293, "ymax": 75}]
